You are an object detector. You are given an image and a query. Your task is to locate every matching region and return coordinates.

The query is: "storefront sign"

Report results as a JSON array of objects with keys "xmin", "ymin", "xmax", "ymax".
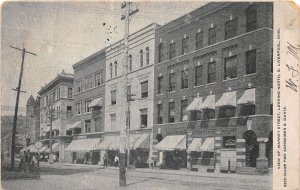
[{"xmin": 223, "ymin": 136, "xmax": 236, "ymax": 148}]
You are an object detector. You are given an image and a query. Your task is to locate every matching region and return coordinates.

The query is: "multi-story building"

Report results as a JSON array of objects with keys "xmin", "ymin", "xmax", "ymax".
[
  {"xmin": 25, "ymin": 95, "xmax": 40, "ymax": 145},
  {"xmin": 64, "ymin": 49, "xmax": 106, "ymax": 164},
  {"xmin": 38, "ymin": 70, "xmax": 74, "ymax": 162},
  {"xmin": 153, "ymin": 2, "xmax": 273, "ymax": 173},
  {"xmin": 99, "ymin": 23, "xmax": 158, "ymax": 167}
]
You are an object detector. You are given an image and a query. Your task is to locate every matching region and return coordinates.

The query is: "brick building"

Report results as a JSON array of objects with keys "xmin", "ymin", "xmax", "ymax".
[
  {"xmin": 152, "ymin": 2, "xmax": 273, "ymax": 173},
  {"xmin": 38, "ymin": 71, "xmax": 74, "ymax": 162},
  {"xmin": 64, "ymin": 49, "xmax": 106, "ymax": 164}
]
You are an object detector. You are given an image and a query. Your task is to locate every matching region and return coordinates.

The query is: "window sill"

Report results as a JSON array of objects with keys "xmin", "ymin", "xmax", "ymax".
[
  {"xmin": 193, "ymin": 85, "xmax": 204, "ymax": 88},
  {"xmin": 180, "ymin": 88, "xmax": 189, "ymax": 91},
  {"xmin": 168, "ymin": 90, "xmax": 176, "ymax": 93},
  {"xmin": 223, "ymin": 77, "xmax": 237, "ymax": 82},
  {"xmin": 243, "ymin": 73, "xmax": 256, "ymax": 77},
  {"xmin": 206, "ymin": 82, "xmax": 216, "ymax": 85}
]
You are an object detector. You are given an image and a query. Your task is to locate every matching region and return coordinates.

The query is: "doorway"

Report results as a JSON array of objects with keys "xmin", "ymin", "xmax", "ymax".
[{"xmin": 243, "ymin": 130, "xmax": 258, "ymax": 167}]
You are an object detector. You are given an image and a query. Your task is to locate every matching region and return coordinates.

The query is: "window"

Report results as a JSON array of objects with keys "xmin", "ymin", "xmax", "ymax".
[
  {"xmin": 169, "ymin": 43, "xmax": 176, "ymax": 59},
  {"xmin": 46, "ymin": 96, "xmax": 48, "ymax": 106},
  {"xmin": 114, "ymin": 61, "xmax": 118, "ymax": 76},
  {"xmin": 56, "ymin": 106, "xmax": 60, "ymax": 119},
  {"xmin": 84, "ymin": 120, "xmax": 91, "ymax": 133},
  {"xmin": 240, "ymin": 104, "xmax": 255, "ymax": 116},
  {"xmin": 203, "ymin": 109, "xmax": 215, "ymax": 119},
  {"xmin": 169, "ymin": 73, "xmax": 176, "ymax": 91},
  {"xmin": 141, "ymin": 81, "xmax": 148, "ymax": 98},
  {"xmin": 67, "ymin": 106, "xmax": 72, "ymax": 117},
  {"xmin": 208, "ymin": 62, "xmax": 216, "ymax": 83},
  {"xmin": 225, "ymin": 18, "xmax": 238, "ymax": 39},
  {"xmin": 182, "ymin": 37, "xmax": 189, "ymax": 55},
  {"xmin": 208, "ymin": 27, "xmax": 216, "ymax": 45},
  {"xmin": 157, "ymin": 104, "xmax": 163, "ymax": 124},
  {"xmin": 146, "ymin": 47, "xmax": 150, "ymax": 65},
  {"xmin": 246, "ymin": 5, "xmax": 257, "ymax": 32},
  {"xmin": 218, "ymin": 106, "xmax": 236, "ymax": 118},
  {"xmin": 158, "ymin": 43, "xmax": 164, "ymax": 63},
  {"xmin": 110, "ymin": 114, "xmax": 116, "ymax": 131},
  {"xmin": 40, "ymin": 114, "xmax": 44, "ymax": 123},
  {"xmin": 109, "ymin": 63, "xmax": 113, "ymax": 78},
  {"xmin": 76, "ymin": 103, "xmax": 81, "ymax": 115},
  {"xmin": 111, "ymin": 90, "xmax": 116, "ymax": 105},
  {"xmin": 192, "ymin": 111, "xmax": 201, "ymax": 121},
  {"xmin": 140, "ymin": 109, "xmax": 148, "ymax": 128},
  {"xmin": 68, "ymin": 88, "xmax": 72, "ymax": 98},
  {"xmin": 140, "ymin": 50, "xmax": 143, "ymax": 67},
  {"xmin": 224, "ymin": 56, "xmax": 237, "ymax": 79},
  {"xmin": 57, "ymin": 88, "xmax": 60, "ymax": 99},
  {"xmin": 181, "ymin": 70, "xmax": 188, "ymax": 89},
  {"xmin": 85, "ymin": 76, "xmax": 93, "ymax": 90},
  {"xmin": 84, "ymin": 100, "xmax": 91, "ymax": 113},
  {"xmin": 53, "ymin": 90, "xmax": 56, "ymax": 101},
  {"xmin": 129, "ymin": 54, "xmax": 132, "ymax": 71},
  {"xmin": 127, "ymin": 85, "xmax": 132, "ymax": 101},
  {"xmin": 196, "ymin": 31, "xmax": 204, "ymax": 50},
  {"xmin": 168, "ymin": 102, "xmax": 175, "ymax": 123},
  {"xmin": 95, "ymin": 72, "xmax": 103, "ymax": 86},
  {"xmin": 246, "ymin": 50, "xmax": 256, "ymax": 74},
  {"xmin": 195, "ymin": 65, "xmax": 203, "ymax": 86},
  {"xmin": 181, "ymin": 99, "xmax": 188, "ymax": 121},
  {"xmin": 157, "ymin": 76, "xmax": 163, "ymax": 94},
  {"xmin": 76, "ymin": 80, "xmax": 82, "ymax": 93}
]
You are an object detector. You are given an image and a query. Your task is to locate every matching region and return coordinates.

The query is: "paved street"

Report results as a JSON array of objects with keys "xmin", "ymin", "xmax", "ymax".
[{"xmin": 2, "ymin": 163, "xmax": 272, "ymax": 190}]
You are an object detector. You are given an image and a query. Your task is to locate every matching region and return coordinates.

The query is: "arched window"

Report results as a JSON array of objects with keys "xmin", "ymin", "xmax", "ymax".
[
  {"xmin": 140, "ymin": 50, "xmax": 143, "ymax": 67},
  {"xmin": 109, "ymin": 63, "xmax": 113, "ymax": 78},
  {"xmin": 114, "ymin": 61, "xmax": 117, "ymax": 76},
  {"xmin": 145, "ymin": 47, "xmax": 150, "ymax": 65},
  {"xmin": 246, "ymin": 4, "xmax": 257, "ymax": 32},
  {"xmin": 129, "ymin": 54, "xmax": 132, "ymax": 71}
]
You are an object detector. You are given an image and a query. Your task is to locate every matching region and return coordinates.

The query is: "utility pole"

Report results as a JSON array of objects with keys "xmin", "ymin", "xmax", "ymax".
[
  {"xmin": 9, "ymin": 45, "xmax": 36, "ymax": 169},
  {"xmin": 120, "ymin": 2, "xmax": 138, "ymax": 186},
  {"xmin": 47, "ymin": 101, "xmax": 54, "ymax": 164}
]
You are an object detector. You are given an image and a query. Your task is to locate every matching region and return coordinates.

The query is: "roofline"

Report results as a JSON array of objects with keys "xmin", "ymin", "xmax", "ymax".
[
  {"xmin": 72, "ymin": 48, "xmax": 106, "ymax": 70},
  {"xmin": 38, "ymin": 73, "xmax": 74, "ymax": 95}
]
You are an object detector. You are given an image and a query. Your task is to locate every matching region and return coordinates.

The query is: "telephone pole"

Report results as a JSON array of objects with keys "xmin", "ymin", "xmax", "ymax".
[
  {"xmin": 119, "ymin": 2, "xmax": 138, "ymax": 186},
  {"xmin": 9, "ymin": 45, "xmax": 36, "ymax": 169},
  {"xmin": 47, "ymin": 101, "xmax": 54, "ymax": 164}
]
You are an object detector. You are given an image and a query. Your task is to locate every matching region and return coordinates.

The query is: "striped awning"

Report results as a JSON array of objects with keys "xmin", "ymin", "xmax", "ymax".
[
  {"xmin": 154, "ymin": 135, "xmax": 186, "ymax": 151},
  {"xmin": 199, "ymin": 137, "xmax": 215, "ymax": 152},
  {"xmin": 39, "ymin": 145, "xmax": 48, "ymax": 152},
  {"xmin": 96, "ymin": 135, "xmax": 120, "ymax": 150},
  {"xmin": 186, "ymin": 97, "xmax": 202, "ymax": 111},
  {"xmin": 215, "ymin": 91, "xmax": 236, "ymax": 107},
  {"xmin": 187, "ymin": 138, "xmax": 202, "ymax": 152},
  {"xmin": 237, "ymin": 88, "xmax": 255, "ymax": 104},
  {"xmin": 201, "ymin": 95, "xmax": 215, "ymax": 109},
  {"xmin": 88, "ymin": 97, "xmax": 102, "ymax": 108},
  {"xmin": 45, "ymin": 143, "xmax": 59, "ymax": 153},
  {"xmin": 65, "ymin": 138, "xmax": 101, "ymax": 151},
  {"xmin": 66, "ymin": 121, "xmax": 82, "ymax": 131},
  {"xmin": 129, "ymin": 133, "xmax": 150, "ymax": 149}
]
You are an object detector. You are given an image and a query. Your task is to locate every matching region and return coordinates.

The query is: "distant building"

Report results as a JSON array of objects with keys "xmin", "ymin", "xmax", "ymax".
[
  {"xmin": 25, "ymin": 95, "xmax": 41, "ymax": 144},
  {"xmin": 152, "ymin": 2, "xmax": 273, "ymax": 173},
  {"xmin": 38, "ymin": 70, "xmax": 74, "ymax": 162}
]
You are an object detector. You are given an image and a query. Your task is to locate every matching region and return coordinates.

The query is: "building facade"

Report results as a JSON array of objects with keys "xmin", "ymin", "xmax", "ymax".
[
  {"xmin": 38, "ymin": 70, "xmax": 74, "ymax": 162},
  {"xmin": 102, "ymin": 23, "xmax": 158, "ymax": 167},
  {"xmin": 64, "ymin": 49, "xmax": 106, "ymax": 164},
  {"xmin": 25, "ymin": 95, "xmax": 40, "ymax": 145},
  {"xmin": 153, "ymin": 2, "xmax": 273, "ymax": 173}
]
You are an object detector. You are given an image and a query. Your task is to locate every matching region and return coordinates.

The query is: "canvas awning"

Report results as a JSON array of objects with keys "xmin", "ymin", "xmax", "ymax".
[
  {"xmin": 45, "ymin": 143, "xmax": 59, "ymax": 153},
  {"xmin": 66, "ymin": 121, "xmax": 82, "ymax": 131},
  {"xmin": 65, "ymin": 138, "xmax": 101, "ymax": 151},
  {"xmin": 88, "ymin": 97, "xmax": 102, "ymax": 108},
  {"xmin": 27, "ymin": 144, "xmax": 38, "ymax": 153},
  {"xmin": 186, "ymin": 97, "xmax": 202, "ymax": 111},
  {"xmin": 154, "ymin": 135, "xmax": 186, "ymax": 151},
  {"xmin": 201, "ymin": 95, "xmax": 215, "ymax": 109},
  {"xmin": 96, "ymin": 135, "xmax": 120, "ymax": 150},
  {"xmin": 187, "ymin": 138, "xmax": 202, "ymax": 152},
  {"xmin": 215, "ymin": 91, "xmax": 236, "ymax": 107},
  {"xmin": 199, "ymin": 137, "xmax": 215, "ymax": 152},
  {"xmin": 129, "ymin": 133, "xmax": 150, "ymax": 149},
  {"xmin": 237, "ymin": 88, "xmax": 255, "ymax": 104},
  {"xmin": 39, "ymin": 145, "xmax": 48, "ymax": 152}
]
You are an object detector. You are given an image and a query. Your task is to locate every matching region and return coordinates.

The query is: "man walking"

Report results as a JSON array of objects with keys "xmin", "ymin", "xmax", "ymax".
[{"xmin": 114, "ymin": 154, "xmax": 119, "ymax": 167}]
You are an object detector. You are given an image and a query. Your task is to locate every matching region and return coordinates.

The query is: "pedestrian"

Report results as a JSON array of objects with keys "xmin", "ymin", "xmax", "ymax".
[
  {"xmin": 103, "ymin": 154, "xmax": 108, "ymax": 168},
  {"xmin": 85, "ymin": 152, "xmax": 89, "ymax": 164},
  {"xmin": 114, "ymin": 155, "xmax": 119, "ymax": 167},
  {"xmin": 53, "ymin": 154, "xmax": 57, "ymax": 162}
]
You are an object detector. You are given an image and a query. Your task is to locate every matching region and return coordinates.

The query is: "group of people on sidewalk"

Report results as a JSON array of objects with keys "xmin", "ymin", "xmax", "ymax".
[
  {"xmin": 103, "ymin": 154, "xmax": 119, "ymax": 168},
  {"xmin": 19, "ymin": 150, "xmax": 39, "ymax": 173}
]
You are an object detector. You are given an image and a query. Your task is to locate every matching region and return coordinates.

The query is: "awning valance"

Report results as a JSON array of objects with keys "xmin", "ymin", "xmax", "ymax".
[
  {"xmin": 187, "ymin": 138, "xmax": 202, "ymax": 152},
  {"xmin": 201, "ymin": 95, "xmax": 215, "ymax": 109},
  {"xmin": 215, "ymin": 91, "xmax": 236, "ymax": 107},
  {"xmin": 66, "ymin": 121, "xmax": 82, "ymax": 131},
  {"xmin": 88, "ymin": 97, "xmax": 102, "ymax": 108},
  {"xmin": 154, "ymin": 135, "xmax": 186, "ymax": 151},
  {"xmin": 65, "ymin": 138, "xmax": 101, "ymax": 151},
  {"xmin": 186, "ymin": 97, "xmax": 202, "ymax": 111},
  {"xmin": 199, "ymin": 137, "xmax": 215, "ymax": 152},
  {"xmin": 237, "ymin": 88, "xmax": 255, "ymax": 105},
  {"xmin": 96, "ymin": 135, "xmax": 120, "ymax": 150}
]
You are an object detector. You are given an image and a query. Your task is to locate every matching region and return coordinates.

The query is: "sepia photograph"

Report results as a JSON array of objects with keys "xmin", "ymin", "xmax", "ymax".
[{"xmin": 1, "ymin": 1, "xmax": 299, "ymax": 190}]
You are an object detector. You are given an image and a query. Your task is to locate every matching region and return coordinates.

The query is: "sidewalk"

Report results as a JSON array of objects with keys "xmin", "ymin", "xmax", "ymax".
[{"xmin": 39, "ymin": 162, "xmax": 271, "ymax": 180}]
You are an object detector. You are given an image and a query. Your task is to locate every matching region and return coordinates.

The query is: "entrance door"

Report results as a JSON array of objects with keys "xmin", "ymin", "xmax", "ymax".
[
  {"xmin": 266, "ymin": 131, "xmax": 273, "ymax": 168},
  {"xmin": 243, "ymin": 130, "xmax": 258, "ymax": 167}
]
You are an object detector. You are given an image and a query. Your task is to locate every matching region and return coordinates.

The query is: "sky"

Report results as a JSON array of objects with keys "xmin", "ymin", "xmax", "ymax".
[{"xmin": 1, "ymin": 1, "xmax": 207, "ymax": 115}]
